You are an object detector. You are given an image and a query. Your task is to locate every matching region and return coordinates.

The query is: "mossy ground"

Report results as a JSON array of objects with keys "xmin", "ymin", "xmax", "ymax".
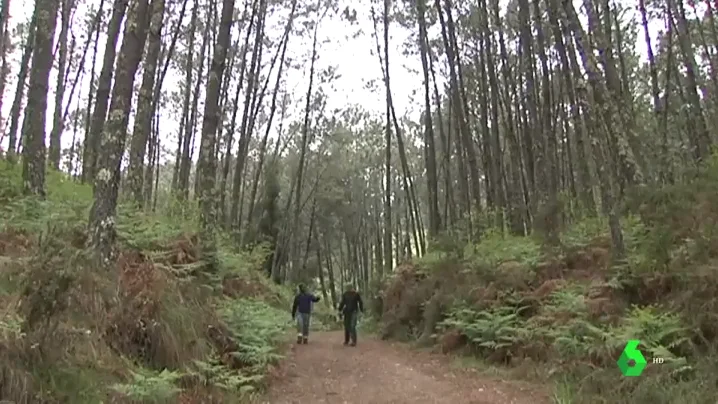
[
  {"xmin": 376, "ymin": 160, "xmax": 718, "ymax": 404},
  {"xmin": 0, "ymin": 161, "xmax": 310, "ymax": 403}
]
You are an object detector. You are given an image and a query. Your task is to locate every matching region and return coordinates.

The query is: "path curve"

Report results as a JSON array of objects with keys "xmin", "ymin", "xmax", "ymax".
[{"xmin": 258, "ymin": 331, "xmax": 548, "ymax": 404}]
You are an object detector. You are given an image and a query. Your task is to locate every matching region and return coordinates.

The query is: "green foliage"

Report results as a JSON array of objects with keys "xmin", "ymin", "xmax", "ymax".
[
  {"xmin": 551, "ymin": 378, "xmax": 577, "ymax": 404},
  {"xmin": 413, "ymin": 250, "xmax": 449, "ymax": 272},
  {"xmin": 0, "ymin": 312, "xmax": 24, "ymax": 340},
  {"xmin": 31, "ymin": 364, "xmax": 121, "ymax": 404},
  {"xmin": 217, "ymin": 241, "xmax": 272, "ymax": 278},
  {"xmin": 624, "ymin": 161, "xmax": 718, "ymax": 274},
  {"xmin": 384, "ymin": 161, "xmax": 718, "ymax": 402},
  {"xmin": 559, "ymin": 216, "xmax": 607, "ymax": 248},
  {"xmin": 544, "ymin": 285, "xmax": 588, "ymax": 314},
  {"xmin": 1, "ymin": 192, "xmax": 86, "ymax": 234},
  {"xmin": 217, "ymin": 298, "xmax": 288, "ymax": 371},
  {"xmin": 111, "ymin": 368, "xmax": 182, "ymax": 402},
  {"xmin": 0, "ymin": 162, "xmax": 91, "ymax": 233},
  {"xmin": 439, "ymin": 302, "xmax": 530, "ymax": 354},
  {"xmin": 308, "ymin": 300, "xmax": 342, "ymax": 331},
  {"xmin": 116, "ymin": 205, "xmax": 198, "ymax": 250},
  {"xmin": 190, "ymin": 358, "xmax": 261, "ymax": 395},
  {"xmin": 357, "ymin": 313, "xmax": 381, "ymax": 334},
  {"xmin": 0, "ymin": 160, "xmax": 22, "ymax": 201},
  {"xmin": 257, "ymin": 162, "xmax": 281, "ymax": 243},
  {"xmin": 0, "ymin": 261, "xmax": 21, "ymax": 296},
  {"xmin": 0, "ymin": 162, "xmax": 92, "ymax": 204},
  {"xmin": 435, "ymin": 281, "xmax": 699, "ymax": 402},
  {"xmin": 0, "ymin": 160, "xmax": 296, "ymax": 402},
  {"xmin": 610, "ymin": 306, "xmax": 690, "ymax": 365},
  {"xmin": 541, "ymin": 291, "xmax": 689, "ymax": 368},
  {"xmin": 464, "ymin": 228, "xmax": 543, "ymax": 268}
]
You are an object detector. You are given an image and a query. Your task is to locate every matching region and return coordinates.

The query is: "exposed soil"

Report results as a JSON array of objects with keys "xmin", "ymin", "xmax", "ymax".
[{"xmin": 258, "ymin": 331, "xmax": 548, "ymax": 404}]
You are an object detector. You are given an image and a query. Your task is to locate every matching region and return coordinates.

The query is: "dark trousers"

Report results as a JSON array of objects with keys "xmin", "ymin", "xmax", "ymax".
[{"xmin": 343, "ymin": 311, "xmax": 358, "ymax": 343}]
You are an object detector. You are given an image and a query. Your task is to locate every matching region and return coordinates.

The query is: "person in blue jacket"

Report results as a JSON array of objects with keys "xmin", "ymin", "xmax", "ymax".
[{"xmin": 291, "ymin": 283, "xmax": 320, "ymax": 344}]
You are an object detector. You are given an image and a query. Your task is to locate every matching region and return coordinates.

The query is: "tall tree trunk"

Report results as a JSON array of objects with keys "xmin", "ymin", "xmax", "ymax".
[
  {"xmin": 416, "ymin": 0, "xmax": 441, "ymax": 239},
  {"xmin": 244, "ymin": 1, "xmax": 296, "ymax": 235},
  {"xmin": 21, "ymin": 0, "xmax": 59, "ymax": 195},
  {"xmin": 127, "ymin": 0, "xmax": 166, "ymax": 206},
  {"xmin": 230, "ymin": 0, "xmax": 268, "ymax": 229},
  {"xmin": 172, "ymin": 0, "xmax": 198, "ymax": 193},
  {"xmin": 82, "ymin": 0, "xmax": 129, "ymax": 182},
  {"xmin": 0, "ymin": 0, "xmax": 11, "ymax": 133},
  {"xmin": 377, "ymin": 1, "xmax": 393, "ymax": 275},
  {"xmin": 668, "ymin": 0, "xmax": 712, "ymax": 161},
  {"xmin": 195, "ymin": 0, "xmax": 236, "ymax": 272},
  {"xmin": 436, "ymin": 0, "xmax": 482, "ymax": 228},
  {"xmin": 5, "ymin": 10, "xmax": 38, "ymax": 161},
  {"xmin": 218, "ymin": 0, "xmax": 258, "ymax": 220},
  {"xmin": 88, "ymin": 0, "xmax": 150, "ymax": 265},
  {"xmin": 181, "ymin": 6, "xmax": 210, "ymax": 200},
  {"xmin": 48, "ymin": 0, "xmax": 72, "ymax": 169},
  {"xmin": 81, "ymin": 0, "xmax": 105, "ymax": 173},
  {"xmin": 562, "ymin": 0, "xmax": 626, "ymax": 258}
]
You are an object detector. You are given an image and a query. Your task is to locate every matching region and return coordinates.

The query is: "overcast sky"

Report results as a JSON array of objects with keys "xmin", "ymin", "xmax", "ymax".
[
  {"xmin": 0, "ymin": 1, "xmax": 422, "ymax": 162},
  {"xmin": 0, "ymin": 0, "xmax": 675, "ymax": 167}
]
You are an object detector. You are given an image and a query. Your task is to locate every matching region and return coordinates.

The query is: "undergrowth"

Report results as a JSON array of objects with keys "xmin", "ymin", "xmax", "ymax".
[
  {"xmin": 378, "ymin": 157, "xmax": 718, "ymax": 403},
  {"xmin": 0, "ymin": 161, "xmax": 294, "ymax": 403}
]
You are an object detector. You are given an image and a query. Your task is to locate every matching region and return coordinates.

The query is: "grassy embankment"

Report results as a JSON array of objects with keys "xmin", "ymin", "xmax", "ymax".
[
  {"xmin": 375, "ymin": 160, "xmax": 718, "ymax": 404},
  {"xmin": 0, "ymin": 161, "xmax": 334, "ymax": 403}
]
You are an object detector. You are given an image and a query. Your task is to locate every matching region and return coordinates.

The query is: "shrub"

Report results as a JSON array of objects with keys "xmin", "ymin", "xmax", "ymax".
[
  {"xmin": 465, "ymin": 228, "xmax": 543, "ymax": 269},
  {"xmin": 111, "ymin": 368, "xmax": 182, "ymax": 402},
  {"xmin": 217, "ymin": 298, "xmax": 288, "ymax": 371}
]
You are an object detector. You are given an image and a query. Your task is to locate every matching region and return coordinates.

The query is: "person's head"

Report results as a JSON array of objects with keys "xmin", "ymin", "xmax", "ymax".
[
  {"xmin": 346, "ymin": 284, "xmax": 356, "ymax": 293},
  {"xmin": 298, "ymin": 283, "xmax": 307, "ymax": 294}
]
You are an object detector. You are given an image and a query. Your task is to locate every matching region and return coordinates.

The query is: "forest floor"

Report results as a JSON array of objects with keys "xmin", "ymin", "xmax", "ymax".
[{"xmin": 257, "ymin": 330, "xmax": 548, "ymax": 404}]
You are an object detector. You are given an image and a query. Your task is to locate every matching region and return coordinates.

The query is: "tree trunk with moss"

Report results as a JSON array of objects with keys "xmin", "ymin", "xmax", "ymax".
[
  {"xmin": 82, "ymin": 0, "xmax": 129, "ymax": 183},
  {"xmin": 88, "ymin": 0, "xmax": 150, "ymax": 266},
  {"xmin": 20, "ymin": 0, "xmax": 59, "ymax": 196}
]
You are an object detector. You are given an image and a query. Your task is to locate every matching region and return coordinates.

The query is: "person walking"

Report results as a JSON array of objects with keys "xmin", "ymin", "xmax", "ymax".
[
  {"xmin": 337, "ymin": 285, "xmax": 364, "ymax": 346},
  {"xmin": 291, "ymin": 283, "xmax": 320, "ymax": 344}
]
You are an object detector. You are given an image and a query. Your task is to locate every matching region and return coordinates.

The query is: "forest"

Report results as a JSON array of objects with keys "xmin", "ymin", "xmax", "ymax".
[{"xmin": 0, "ymin": 0, "xmax": 717, "ymax": 402}]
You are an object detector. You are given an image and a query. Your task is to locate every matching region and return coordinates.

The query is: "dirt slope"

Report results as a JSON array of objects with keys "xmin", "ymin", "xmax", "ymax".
[{"xmin": 258, "ymin": 331, "xmax": 548, "ymax": 404}]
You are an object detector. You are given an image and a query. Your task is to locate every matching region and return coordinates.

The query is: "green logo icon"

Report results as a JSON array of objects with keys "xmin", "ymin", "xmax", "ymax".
[{"xmin": 617, "ymin": 339, "xmax": 647, "ymax": 376}]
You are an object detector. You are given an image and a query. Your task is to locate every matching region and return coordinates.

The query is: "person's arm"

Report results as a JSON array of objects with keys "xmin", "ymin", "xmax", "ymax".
[
  {"xmin": 291, "ymin": 295, "xmax": 299, "ymax": 318},
  {"xmin": 357, "ymin": 293, "xmax": 364, "ymax": 313},
  {"xmin": 337, "ymin": 293, "xmax": 346, "ymax": 312},
  {"xmin": 311, "ymin": 294, "xmax": 320, "ymax": 303}
]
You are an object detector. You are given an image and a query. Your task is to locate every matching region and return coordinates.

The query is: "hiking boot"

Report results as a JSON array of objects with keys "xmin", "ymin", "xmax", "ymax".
[
  {"xmin": 350, "ymin": 341, "xmax": 356, "ymax": 347},
  {"xmin": 297, "ymin": 335, "xmax": 303, "ymax": 344},
  {"xmin": 302, "ymin": 337, "xmax": 308, "ymax": 344},
  {"xmin": 343, "ymin": 341, "xmax": 349, "ymax": 346}
]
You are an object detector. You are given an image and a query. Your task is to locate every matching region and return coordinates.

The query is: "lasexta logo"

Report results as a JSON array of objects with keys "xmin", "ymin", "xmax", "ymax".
[{"xmin": 617, "ymin": 339, "xmax": 647, "ymax": 376}]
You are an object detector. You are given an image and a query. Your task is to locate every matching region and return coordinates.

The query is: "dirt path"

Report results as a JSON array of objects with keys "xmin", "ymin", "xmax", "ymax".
[{"xmin": 258, "ymin": 331, "xmax": 549, "ymax": 404}]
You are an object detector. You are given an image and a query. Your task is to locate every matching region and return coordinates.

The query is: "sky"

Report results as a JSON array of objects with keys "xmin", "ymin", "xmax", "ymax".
[
  {"xmin": 0, "ymin": 0, "xmax": 422, "ymax": 164},
  {"xmin": 0, "ymin": 0, "xmax": 678, "ymax": 167}
]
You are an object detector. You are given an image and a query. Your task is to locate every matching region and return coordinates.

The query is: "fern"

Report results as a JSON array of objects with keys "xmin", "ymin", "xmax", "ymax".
[
  {"xmin": 190, "ymin": 359, "xmax": 262, "ymax": 393},
  {"xmin": 439, "ymin": 303, "xmax": 530, "ymax": 352},
  {"xmin": 111, "ymin": 368, "xmax": 182, "ymax": 402},
  {"xmin": 217, "ymin": 298, "xmax": 288, "ymax": 370},
  {"xmin": 611, "ymin": 305, "xmax": 689, "ymax": 353}
]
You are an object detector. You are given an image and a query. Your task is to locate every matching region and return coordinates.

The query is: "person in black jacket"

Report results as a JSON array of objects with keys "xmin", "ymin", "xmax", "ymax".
[
  {"xmin": 337, "ymin": 285, "xmax": 364, "ymax": 346},
  {"xmin": 291, "ymin": 283, "xmax": 320, "ymax": 344}
]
